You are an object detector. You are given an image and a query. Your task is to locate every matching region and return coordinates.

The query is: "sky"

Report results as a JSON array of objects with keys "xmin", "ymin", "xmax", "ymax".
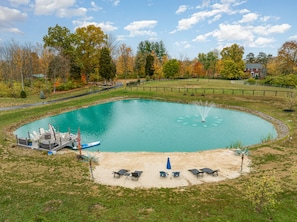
[{"xmin": 0, "ymin": 0, "xmax": 296, "ymax": 60}]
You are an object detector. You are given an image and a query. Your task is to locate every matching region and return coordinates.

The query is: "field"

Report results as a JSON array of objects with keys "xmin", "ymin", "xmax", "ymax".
[{"xmin": 0, "ymin": 79, "xmax": 296, "ymax": 221}]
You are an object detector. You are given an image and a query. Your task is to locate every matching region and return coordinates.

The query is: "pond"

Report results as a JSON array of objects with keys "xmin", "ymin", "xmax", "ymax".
[{"xmin": 14, "ymin": 99, "xmax": 277, "ymax": 152}]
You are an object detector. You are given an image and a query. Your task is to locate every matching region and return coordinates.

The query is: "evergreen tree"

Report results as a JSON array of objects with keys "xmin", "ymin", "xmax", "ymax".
[
  {"xmin": 99, "ymin": 47, "xmax": 116, "ymax": 82},
  {"xmin": 145, "ymin": 55, "xmax": 154, "ymax": 77}
]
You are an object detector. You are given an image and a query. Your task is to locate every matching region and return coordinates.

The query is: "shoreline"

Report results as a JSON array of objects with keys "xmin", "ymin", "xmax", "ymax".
[{"xmin": 89, "ymin": 149, "xmax": 251, "ymax": 189}]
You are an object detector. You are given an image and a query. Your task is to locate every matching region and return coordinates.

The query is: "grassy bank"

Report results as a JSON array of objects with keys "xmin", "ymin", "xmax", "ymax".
[{"xmin": 0, "ymin": 79, "xmax": 296, "ymax": 221}]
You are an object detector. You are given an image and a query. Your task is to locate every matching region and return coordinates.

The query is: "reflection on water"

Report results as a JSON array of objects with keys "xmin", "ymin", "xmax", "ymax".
[{"xmin": 14, "ymin": 99, "xmax": 277, "ymax": 152}]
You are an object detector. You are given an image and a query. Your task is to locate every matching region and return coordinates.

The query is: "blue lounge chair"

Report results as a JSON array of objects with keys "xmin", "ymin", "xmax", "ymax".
[
  {"xmin": 200, "ymin": 168, "xmax": 219, "ymax": 176},
  {"xmin": 113, "ymin": 169, "xmax": 129, "ymax": 178},
  {"xmin": 188, "ymin": 169, "xmax": 204, "ymax": 177},
  {"xmin": 159, "ymin": 171, "xmax": 168, "ymax": 177},
  {"xmin": 131, "ymin": 171, "xmax": 143, "ymax": 180}
]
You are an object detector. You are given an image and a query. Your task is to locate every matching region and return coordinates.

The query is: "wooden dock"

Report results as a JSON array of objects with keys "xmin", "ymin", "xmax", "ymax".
[{"xmin": 16, "ymin": 126, "xmax": 77, "ymax": 152}]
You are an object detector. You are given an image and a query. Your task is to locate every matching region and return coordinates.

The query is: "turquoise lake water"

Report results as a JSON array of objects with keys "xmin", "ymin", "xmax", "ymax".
[{"xmin": 14, "ymin": 99, "xmax": 277, "ymax": 152}]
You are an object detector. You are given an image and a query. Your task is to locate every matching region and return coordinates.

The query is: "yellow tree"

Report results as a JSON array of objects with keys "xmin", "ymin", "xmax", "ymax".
[
  {"xmin": 193, "ymin": 61, "xmax": 205, "ymax": 78},
  {"xmin": 116, "ymin": 44, "xmax": 134, "ymax": 79},
  {"xmin": 278, "ymin": 40, "xmax": 297, "ymax": 74},
  {"xmin": 220, "ymin": 44, "xmax": 245, "ymax": 79},
  {"xmin": 37, "ymin": 45, "xmax": 53, "ymax": 76},
  {"xmin": 151, "ymin": 50, "xmax": 164, "ymax": 79}
]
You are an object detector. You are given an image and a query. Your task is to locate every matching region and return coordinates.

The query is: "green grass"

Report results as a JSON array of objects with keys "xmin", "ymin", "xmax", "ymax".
[{"xmin": 0, "ymin": 79, "xmax": 297, "ymax": 221}]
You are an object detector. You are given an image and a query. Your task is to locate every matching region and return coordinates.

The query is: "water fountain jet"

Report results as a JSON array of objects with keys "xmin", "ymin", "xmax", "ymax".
[{"xmin": 193, "ymin": 100, "xmax": 215, "ymax": 122}]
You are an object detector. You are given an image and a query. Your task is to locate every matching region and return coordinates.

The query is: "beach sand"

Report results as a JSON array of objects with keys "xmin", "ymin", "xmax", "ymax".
[{"xmin": 89, "ymin": 149, "xmax": 250, "ymax": 189}]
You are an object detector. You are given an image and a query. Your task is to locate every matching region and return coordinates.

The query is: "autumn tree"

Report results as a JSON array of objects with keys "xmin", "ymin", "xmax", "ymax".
[
  {"xmin": 43, "ymin": 25, "xmax": 75, "ymax": 83},
  {"xmin": 198, "ymin": 50, "xmax": 218, "ymax": 79},
  {"xmin": 266, "ymin": 57, "xmax": 282, "ymax": 75},
  {"xmin": 220, "ymin": 44, "xmax": 245, "ymax": 79},
  {"xmin": 136, "ymin": 40, "xmax": 167, "ymax": 78},
  {"xmin": 75, "ymin": 25, "xmax": 107, "ymax": 82},
  {"xmin": 151, "ymin": 50, "xmax": 164, "ymax": 79},
  {"xmin": 193, "ymin": 61, "xmax": 205, "ymax": 78},
  {"xmin": 278, "ymin": 40, "xmax": 297, "ymax": 74},
  {"xmin": 138, "ymin": 40, "xmax": 167, "ymax": 58},
  {"xmin": 116, "ymin": 44, "xmax": 134, "ymax": 79},
  {"xmin": 48, "ymin": 54, "xmax": 70, "ymax": 91},
  {"xmin": 134, "ymin": 51, "xmax": 146, "ymax": 77},
  {"xmin": 99, "ymin": 47, "xmax": 116, "ymax": 83},
  {"xmin": 163, "ymin": 59, "xmax": 180, "ymax": 78},
  {"xmin": 35, "ymin": 43, "xmax": 53, "ymax": 76},
  {"xmin": 43, "ymin": 25, "xmax": 75, "ymax": 57},
  {"xmin": 179, "ymin": 55, "xmax": 193, "ymax": 78}
]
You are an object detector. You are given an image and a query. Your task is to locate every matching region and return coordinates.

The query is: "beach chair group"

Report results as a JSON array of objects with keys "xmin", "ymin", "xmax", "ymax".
[
  {"xmin": 159, "ymin": 168, "xmax": 219, "ymax": 179},
  {"xmin": 113, "ymin": 167, "xmax": 219, "ymax": 182},
  {"xmin": 159, "ymin": 171, "xmax": 180, "ymax": 178},
  {"xmin": 113, "ymin": 169, "xmax": 143, "ymax": 181},
  {"xmin": 188, "ymin": 168, "xmax": 219, "ymax": 177}
]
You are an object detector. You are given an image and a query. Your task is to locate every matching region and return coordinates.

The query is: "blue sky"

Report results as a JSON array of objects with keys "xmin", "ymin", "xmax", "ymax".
[{"xmin": 0, "ymin": 0, "xmax": 296, "ymax": 59}]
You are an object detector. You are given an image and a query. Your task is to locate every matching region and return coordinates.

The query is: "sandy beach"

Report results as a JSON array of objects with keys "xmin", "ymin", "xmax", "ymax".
[{"xmin": 90, "ymin": 149, "xmax": 250, "ymax": 189}]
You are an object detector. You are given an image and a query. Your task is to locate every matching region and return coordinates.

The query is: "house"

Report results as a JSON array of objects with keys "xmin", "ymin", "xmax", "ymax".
[{"xmin": 245, "ymin": 63, "xmax": 265, "ymax": 79}]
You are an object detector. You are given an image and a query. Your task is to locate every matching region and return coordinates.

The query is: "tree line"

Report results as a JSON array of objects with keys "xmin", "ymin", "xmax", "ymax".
[{"xmin": 0, "ymin": 24, "xmax": 297, "ymax": 97}]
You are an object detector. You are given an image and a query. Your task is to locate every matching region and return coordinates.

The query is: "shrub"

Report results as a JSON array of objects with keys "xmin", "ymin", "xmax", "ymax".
[
  {"xmin": 260, "ymin": 74, "xmax": 297, "ymax": 88},
  {"xmin": 245, "ymin": 172, "xmax": 282, "ymax": 212},
  {"xmin": 245, "ymin": 77, "xmax": 256, "ymax": 85},
  {"xmin": 20, "ymin": 90, "xmax": 27, "ymax": 98}
]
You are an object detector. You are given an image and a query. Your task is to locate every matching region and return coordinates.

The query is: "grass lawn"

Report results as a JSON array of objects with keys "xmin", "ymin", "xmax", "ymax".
[{"xmin": 0, "ymin": 79, "xmax": 296, "ymax": 221}]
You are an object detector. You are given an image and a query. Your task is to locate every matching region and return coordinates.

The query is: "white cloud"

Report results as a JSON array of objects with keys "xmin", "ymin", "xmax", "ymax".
[
  {"xmin": 209, "ymin": 14, "xmax": 221, "ymax": 23},
  {"xmin": 98, "ymin": 21, "xmax": 118, "ymax": 32},
  {"xmin": 196, "ymin": 0, "xmax": 210, "ymax": 9},
  {"xmin": 233, "ymin": 0, "xmax": 247, "ymax": 7},
  {"xmin": 239, "ymin": 12, "xmax": 258, "ymax": 23},
  {"xmin": 253, "ymin": 24, "xmax": 291, "ymax": 36},
  {"xmin": 116, "ymin": 35, "xmax": 126, "ymax": 41},
  {"xmin": 260, "ymin": 16, "xmax": 270, "ymax": 22},
  {"xmin": 109, "ymin": 0, "xmax": 120, "ymax": 6},
  {"xmin": 0, "ymin": 6, "xmax": 27, "ymax": 33},
  {"xmin": 239, "ymin": 9, "xmax": 249, "ymax": 14},
  {"xmin": 193, "ymin": 22, "xmax": 290, "ymax": 50},
  {"xmin": 35, "ymin": 0, "xmax": 81, "ymax": 17},
  {"xmin": 174, "ymin": 9, "xmax": 221, "ymax": 32},
  {"xmin": 175, "ymin": 41, "xmax": 191, "ymax": 49},
  {"xmin": 172, "ymin": 0, "xmax": 238, "ymax": 32},
  {"xmin": 192, "ymin": 34, "xmax": 208, "ymax": 42},
  {"xmin": 250, "ymin": 37, "xmax": 275, "ymax": 48},
  {"xmin": 57, "ymin": 7, "xmax": 87, "ymax": 18},
  {"xmin": 90, "ymin": 1, "xmax": 102, "ymax": 11},
  {"xmin": 124, "ymin": 20, "xmax": 157, "ymax": 37},
  {"xmin": 73, "ymin": 20, "xmax": 118, "ymax": 32},
  {"xmin": 212, "ymin": 24, "xmax": 254, "ymax": 43},
  {"xmin": 9, "ymin": 0, "xmax": 30, "ymax": 7},
  {"xmin": 176, "ymin": 5, "xmax": 188, "ymax": 14},
  {"xmin": 289, "ymin": 35, "xmax": 297, "ymax": 40}
]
